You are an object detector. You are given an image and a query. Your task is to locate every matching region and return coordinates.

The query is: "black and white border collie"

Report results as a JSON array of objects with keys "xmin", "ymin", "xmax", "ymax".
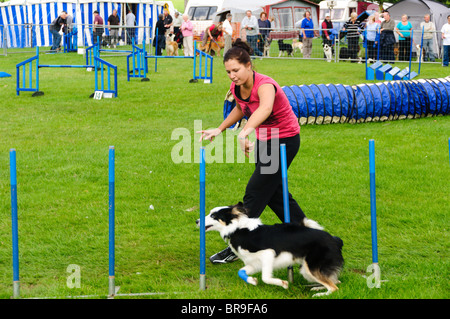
[{"xmin": 197, "ymin": 203, "xmax": 344, "ymax": 297}]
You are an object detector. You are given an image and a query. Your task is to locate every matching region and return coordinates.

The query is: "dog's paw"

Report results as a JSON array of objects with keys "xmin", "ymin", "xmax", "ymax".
[
  {"xmin": 312, "ymin": 291, "xmax": 331, "ymax": 297},
  {"xmin": 247, "ymin": 277, "xmax": 258, "ymax": 286},
  {"xmin": 281, "ymin": 280, "xmax": 289, "ymax": 289}
]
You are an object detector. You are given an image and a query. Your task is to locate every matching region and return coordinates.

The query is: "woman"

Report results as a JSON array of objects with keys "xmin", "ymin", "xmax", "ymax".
[
  {"xmin": 395, "ymin": 14, "xmax": 412, "ymax": 61},
  {"xmin": 202, "ymin": 22, "xmax": 223, "ymax": 48},
  {"xmin": 153, "ymin": 14, "xmax": 165, "ymax": 56},
  {"xmin": 365, "ymin": 15, "xmax": 380, "ymax": 61},
  {"xmin": 181, "ymin": 13, "xmax": 193, "ymax": 56},
  {"xmin": 300, "ymin": 11, "xmax": 314, "ymax": 58},
  {"xmin": 198, "ymin": 40, "xmax": 321, "ymax": 263},
  {"xmin": 343, "ymin": 12, "xmax": 362, "ymax": 62},
  {"xmin": 258, "ymin": 12, "xmax": 271, "ymax": 54},
  {"xmin": 321, "ymin": 13, "xmax": 334, "ymax": 57}
]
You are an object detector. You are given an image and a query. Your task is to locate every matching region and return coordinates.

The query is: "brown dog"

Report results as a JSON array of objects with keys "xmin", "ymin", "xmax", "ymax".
[
  {"xmin": 165, "ymin": 33, "xmax": 178, "ymax": 56},
  {"xmin": 197, "ymin": 39, "xmax": 224, "ymax": 56}
]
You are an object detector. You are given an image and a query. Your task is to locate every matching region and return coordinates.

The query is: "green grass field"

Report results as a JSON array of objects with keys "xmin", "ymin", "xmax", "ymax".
[{"xmin": 0, "ymin": 48, "xmax": 449, "ymax": 300}]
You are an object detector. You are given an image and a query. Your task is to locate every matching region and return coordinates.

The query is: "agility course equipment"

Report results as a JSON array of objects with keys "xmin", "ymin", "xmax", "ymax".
[
  {"xmin": 64, "ymin": 29, "xmax": 78, "ymax": 53},
  {"xmin": 126, "ymin": 40, "xmax": 213, "ymax": 83},
  {"xmin": 280, "ymin": 144, "xmax": 294, "ymax": 284},
  {"xmin": 199, "ymin": 147, "xmax": 206, "ymax": 290},
  {"xmin": 369, "ymin": 140, "xmax": 381, "ymax": 287},
  {"xmin": 224, "ymin": 78, "xmax": 450, "ymax": 126},
  {"xmin": 0, "ymin": 71, "xmax": 12, "ymax": 78},
  {"xmin": 9, "ymin": 149, "xmax": 20, "ymax": 299},
  {"xmin": 282, "ymin": 78, "xmax": 450, "ymax": 125},
  {"xmin": 109, "ymin": 146, "xmax": 116, "ymax": 298},
  {"xmin": 16, "ymin": 46, "xmax": 118, "ymax": 97},
  {"xmin": 365, "ymin": 29, "xmax": 422, "ymax": 81}
]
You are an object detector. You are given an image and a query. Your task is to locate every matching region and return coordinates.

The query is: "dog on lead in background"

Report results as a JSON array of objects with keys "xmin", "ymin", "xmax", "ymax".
[
  {"xmin": 165, "ymin": 33, "xmax": 179, "ymax": 56},
  {"xmin": 263, "ymin": 37, "xmax": 272, "ymax": 57},
  {"xmin": 196, "ymin": 203, "xmax": 344, "ymax": 297},
  {"xmin": 323, "ymin": 43, "xmax": 332, "ymax": 62},
  {"xmin": 277, "ymin": 40, "xmax": 293, "ymax": 57},
  {"xmin": 292, "ymin": 39, "xmax": 303, "ymax": 55}
]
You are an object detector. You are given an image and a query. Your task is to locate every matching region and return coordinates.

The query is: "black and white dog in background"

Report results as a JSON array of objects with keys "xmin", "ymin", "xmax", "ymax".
[{"xmin": 197, "ymin": 203, "xmax": 344, "ymax": 297}]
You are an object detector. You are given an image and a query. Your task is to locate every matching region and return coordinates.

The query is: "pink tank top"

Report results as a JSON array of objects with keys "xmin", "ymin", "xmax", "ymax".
[{"xmin": 230, "ymin": 72, "xmax": 300, "ymax": 141}]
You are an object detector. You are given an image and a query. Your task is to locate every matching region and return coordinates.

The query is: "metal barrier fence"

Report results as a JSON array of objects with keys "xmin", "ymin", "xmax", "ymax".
[
  {"xmin": 1, "ymin": 23, "xmax": 444, "ymax": 66},
  {"xmin": 0, "ymin": 24, "xmax": 152, "ymax": 55}
]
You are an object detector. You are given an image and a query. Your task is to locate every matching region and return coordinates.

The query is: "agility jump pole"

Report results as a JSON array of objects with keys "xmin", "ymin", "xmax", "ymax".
[
  {"xmin": 280, "ymin": 144, "xmax": 294, "ymax": 283},
  {"xmin": 199, "ymin": 147, "xmax": 206, "ymax": 290},
  {"xmin": 369, "ymin": 139, "xmax": 381, "ymax": 286},
  {"xmin": 108, "ymin": 146, "xmax": 116, "ymax": 298},
  {"xmin": 10, "ymin": 149, "xmax": 20, "ymax": 299}
]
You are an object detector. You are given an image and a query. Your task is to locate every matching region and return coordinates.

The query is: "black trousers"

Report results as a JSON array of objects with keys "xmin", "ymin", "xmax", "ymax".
[{"xmin": 243, "ymin": 134, "xmax": 306, "ymax": 223}]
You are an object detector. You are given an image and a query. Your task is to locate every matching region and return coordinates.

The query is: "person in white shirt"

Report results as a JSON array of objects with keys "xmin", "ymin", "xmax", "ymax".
[
  {"xmin": 441, "ymin": 15, "xmax": 450, "ymax": 67},
  {"xmin": 223, "ymin": 13, "xmax": 233, "ymax": 55},
  {"xmin": 420, "ymin": 14, "xmax": 436, "ymax": 62},
  {"xmin": 241, "ymin": 10, "xmax": 262, "ymax": 56}
]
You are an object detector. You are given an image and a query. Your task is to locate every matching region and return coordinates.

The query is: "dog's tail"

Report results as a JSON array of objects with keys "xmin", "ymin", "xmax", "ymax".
[{"xmin": 303, "ymin": 218, "xmax": 324, "ymax": 231}]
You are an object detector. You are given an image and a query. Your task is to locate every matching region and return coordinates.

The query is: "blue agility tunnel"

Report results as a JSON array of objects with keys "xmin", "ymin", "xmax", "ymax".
[{"xmin": 224, "ymin": 78, "xmax": 450, "ymax": 125}]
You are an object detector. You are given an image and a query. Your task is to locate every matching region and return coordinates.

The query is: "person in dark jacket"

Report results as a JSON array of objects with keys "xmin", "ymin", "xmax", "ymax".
[
  {"xmin": 154, "ymin": 14, "xmax": 166, "ymax": 55},
  {"xmin": 50, "ymin": 11, "xmax": 67, "ymax": 51},
  {"xmin": 321, "ymin": 13, "xmax": 334, "ymax": 56},
  {"xmin": 380, "ymin": 11, "xmax": 396, "ymax": 62}
]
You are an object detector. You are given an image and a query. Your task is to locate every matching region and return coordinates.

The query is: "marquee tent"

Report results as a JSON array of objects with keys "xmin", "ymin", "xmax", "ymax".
[{"xmin": 0, "ymin": 0, "xmax": 174, "ymax": 48}]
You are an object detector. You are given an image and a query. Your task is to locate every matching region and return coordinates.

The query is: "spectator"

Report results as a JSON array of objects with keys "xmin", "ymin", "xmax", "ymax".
[
  {"xmin": 343, "ymin": 12, "xmax": 362, "ymax": 62},
  {"xmin": 202, "ymin": 23, "xmax": 223, "ymax": 49},
  {"xmin": 63, "ymin": 14, "xmax": 73, "ymax": 33},
  {"xmin": 380, "ymin": 11, "xmax": 396, "ymax": 62},
  {"xmin": 241, "ymin": 10, "xmax": 262, "ymax": 56},
  {"xmin": 107, "ymin": 9, "xmax": 120, "ymax": 48},
  {"xmin": 173, "ymin": 11, "xmax": 182, "ymax": 35},
  {"xmin": 420, "ymin": 14, "xmax": 436, "ymax": 62},
  {"xmin": 163, "ymin": 9, "xmax": 173, "ymax": 33},
  {"xmin": 93, "ymin": 10, "xmax": 104, "ymax": 45},
  {"xmin": 441, "ymin": 15, "xmax": 450, "ymax": 67},
  {"xmin": 300, "ymin": 11, "xmax": 314, "ymax": 58},
  {"xmin": 181, "ymin": 13, "xmax": 194, "ymax": 56},
  {"xmin": 258, "ymin": 12, "xmax": 271, "ymax": 54},
  {"xmin": 374, "ymin": 12, "xmax": 382, "ymax": 24},
  {"xmin": 395, "ymin": 14, "xmax": 412, "ymax": 61},
  {"xmin": 173, "ymin": 11, "xmax": 183, "ymax": 48},
  {"xmin": 321, "ymin": 13, "xmax": 334, "ymax": 56},
  {"xmin": 365, "ymin": 15, "xmax": 380, "ymax": 61},
  {"xmin": 50, "ymin": 11, "xmax": 67, "ymax": 52},
  {"xmin": 126, "ymin": 10, "xmax": 136, "ymax": 45},
  {"xmin": 223, "ymin": 13, "xmax": 233, "ymax": 55},
  {"xmin": 153, "ymin": 14, "xmax": 166, "ymax": 55}
]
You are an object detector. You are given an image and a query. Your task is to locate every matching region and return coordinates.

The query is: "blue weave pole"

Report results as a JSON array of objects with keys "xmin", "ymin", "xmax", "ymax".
[
  {"xmin": 108, "ymin": 146, "xmax": 115, "ymax": 297},
  {"xmin": 10, "ymin": 149, "xmax": 20, "ymax": 299},
  {"xmin": 280, "ymin": 144, "xmax": 290, "ymax": 223},
  {"xmin": 199, "ymin": 147, "xmax": 206, "ymax": 290},
  {"xmin": 280, "ymin": 143, "xmax": 294, "ymax": 283},
  {"xmin": 369, "ymin": 140, "xmax": 378, "ymax": 264}
]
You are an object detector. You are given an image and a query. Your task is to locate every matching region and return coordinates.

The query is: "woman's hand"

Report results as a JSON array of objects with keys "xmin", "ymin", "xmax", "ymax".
[
  {"xmin": 197, "ymin": 128, "xmax": 222, "ymax": 142},
  {"xmin": 238, "ymin": 134, "xmax": 255, "ymax": 158}
]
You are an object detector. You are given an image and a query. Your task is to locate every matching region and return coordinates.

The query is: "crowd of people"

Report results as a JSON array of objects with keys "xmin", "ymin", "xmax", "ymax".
[{"xmin": 50, "ymin": 8, "xmax": 449, "ymax": 67}]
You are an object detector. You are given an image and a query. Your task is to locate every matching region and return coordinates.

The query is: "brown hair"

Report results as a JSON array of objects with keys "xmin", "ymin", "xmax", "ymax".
[{"xmin": 223, "ymin": 38, "xmax": 253, "ymax": 65}]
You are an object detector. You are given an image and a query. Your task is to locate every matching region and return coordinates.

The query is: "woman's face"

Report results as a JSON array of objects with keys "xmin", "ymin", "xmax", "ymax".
[
  {"xmin": 402, "ymin": 15, "xmax": 407, "ymax": 22},
  {"xmin": 224, "ymin": 59, "xmax": 252, "ymax": 86}
]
